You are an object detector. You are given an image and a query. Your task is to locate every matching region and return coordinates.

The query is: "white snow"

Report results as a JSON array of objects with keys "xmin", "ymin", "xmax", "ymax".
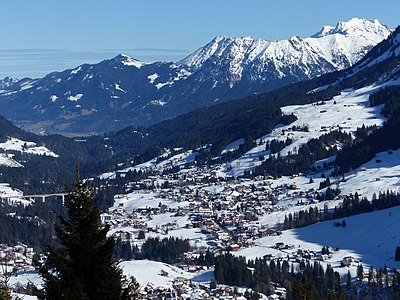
[
  {"xmin": 70, "ymin": 66, "xmax": 82, "ymax": 75},
  {"xmin": 155, "ymin": 82, "xmax": 172, "ymax": 89},
  {"xmin": 8, "ymin": 260, "xmax": 211, "ymax": 297},
  {"xmin": 149, "ymin": 99, "xmax": 167, "ymax": 106},
  {"xmin": 339, "ymin": 149, "xmax": 400, "ymax": 200},
  {"xmin": 19, "ymin": 80, "xmax": 37, "ymax": 91},
  {"xmin": 0, "ymin": 153, "xmax": 23, "ymax": 167},
  {"xmin": 221, "ymin": 138, "xmax": 245, "ymax": 154},
  {"xmin": 115, "ymin": 83, "xmax": 126, "ymax": 93},
  {"xmin": 99, "ymin": 150, "xmax": 197, "ymax": 180},
  {"xmin": 67, "ymin": 93, "xmax": 83, "ymax": 101},
  {"xmin": 113, "ymin": 191, "xmax": 188, "ymax": 212},
  {"xmin": 0, "ymin": 137, "xmax": 59, "ymax": 158},
  {"xmin": 50, "ymin": 95, "xmax": 58, "ymax": 102},
  {"xmin": 148, "ymin": 73, "xmax": 159, "ymax": 84},
  {"xmin": 119, "ymin": 54, "xmax": 147, "ymax": 68},
  {"xmin": 82, "ymin": 73, "xmax": 93, "ymax": 82},
  {"xmin": 121, "ymin": 260, "xmax": 192, "ymax": 289},
  {"xmin": 0, "ymin": 183, "xmax": 29, "ymax": 205},
  {"xmin": 154, "ymin": 69, "xmax": 192, "ymax": 90}
]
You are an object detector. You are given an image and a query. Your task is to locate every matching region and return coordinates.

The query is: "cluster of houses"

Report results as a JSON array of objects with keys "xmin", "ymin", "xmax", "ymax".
[
  {"xmin": 138, "ymin": 278, "xmax": 285, "ymax": 300},
  {"xmin": 101, "ymin": 163, "xmax": 323, "ymax": 253},
  {"xmin": 101, "ymin": 176, "xmax": 301, "ymax": 252},
  {"xmin": 0, "ymin": 243, "xmax": 37, "ymax": 275},
  {"xmin": 94, "ymin": 163, "xmax": 344, "ymax": 298}
]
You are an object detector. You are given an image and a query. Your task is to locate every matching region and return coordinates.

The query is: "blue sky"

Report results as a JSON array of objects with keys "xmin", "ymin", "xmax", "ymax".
[{"xmin": 1, "ymin": 0, "xmax": 399, "ymax": 78}]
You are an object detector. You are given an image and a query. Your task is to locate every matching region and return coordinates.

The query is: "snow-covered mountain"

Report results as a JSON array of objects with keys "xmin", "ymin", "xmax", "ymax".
[
  {"xmin": 0, "ymin": 18, "xmax": 391, "ymax": 135},
  {"xmin": 0, "ymin": 76, "xmax": 19, "ymax": 89},
  {"xmin": 179, "ymin": 18, "xmax": 390, "ymax": 84}
]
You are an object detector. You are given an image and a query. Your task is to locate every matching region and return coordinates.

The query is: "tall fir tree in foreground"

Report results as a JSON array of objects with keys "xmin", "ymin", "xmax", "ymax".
[
  {"xmin": 38, "ymin": 169, "xmax": 139, "ymax": 299},
  {"xmin": 0, "ymin": 268, "xmax": 14, "ymax": 300}
]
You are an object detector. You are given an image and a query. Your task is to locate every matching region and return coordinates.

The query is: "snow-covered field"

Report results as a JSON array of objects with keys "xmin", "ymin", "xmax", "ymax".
[
  {"xmin": 0, "ymin": 153, "xmax": 23, "ymax": 167},
  {"xmin": 339, "ymin": 149, "xmax": 400, "ymax": 199},
  {"xmin": 121, "ymin": 260, "xmax": 193, "ymax": 289},
  {"xmin": 236, "ymin": 205, "xmax": 400, "ymax": 277},
  {"xmin": 0, "ymin": 183, "xmax": 30, "ymax": 205},
  {"xmin": 0, "ymin": 137, "xmax": 58, "ymax": 159},
  {"xmin": 100, "ymin": 149, "xmax": 197, "ymax": 180},
  {"xmin": 113, "ymin": 191, "xmax": 189, "ymax": 212}
]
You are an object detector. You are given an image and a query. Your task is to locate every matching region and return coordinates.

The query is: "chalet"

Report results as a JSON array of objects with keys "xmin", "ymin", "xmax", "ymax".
[
  {"xmin": 341, "ymin": 256, "xmax": 354, "ymax": 267},
  {"xmin": 160, "ymin": 270, "xmax": 169, "ymax": 277},
  {"xmin": 174, "ymin": 277, "xmax": 188, "ymax": 284},
  {"xmin": 262, "ymin": 229, "xmax": 276, "ymax": 236},
  {"xmin": 227, "ymin": 244, "xmax": 240, "ymax": 251}
]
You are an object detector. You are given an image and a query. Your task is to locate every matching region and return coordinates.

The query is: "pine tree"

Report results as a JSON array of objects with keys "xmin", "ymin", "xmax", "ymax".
[
  {"xmin": 357, "ymin": 264, "xmax": 364, "ymax": 282},
  {"xmin": 38, "ymin": 171, "xmax": 138, "ymax": 299},
  {"xmin": 0, "ymin": 277, "xmax": 12, "ymax": 300},
  {"xmin": 0, "ymin": 261, "xmax": 18, "ymax": 300},
  {"xmin": 346, "ymin": 270, "xmax": 352, "ymax": 289}
]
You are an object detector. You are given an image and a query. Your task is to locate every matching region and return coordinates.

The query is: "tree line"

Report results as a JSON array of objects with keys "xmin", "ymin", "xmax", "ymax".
[
  {"xmin": 214, "ymin": 253, "xmax": 344, "ymax": 299},
  {"xmin": 283, "ymin": 190, "xmax": 400, "ymax": 230}
]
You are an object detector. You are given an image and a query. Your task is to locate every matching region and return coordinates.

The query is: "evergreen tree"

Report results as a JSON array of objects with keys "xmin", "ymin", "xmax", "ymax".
[
  {"xmin": 38, "ymin": 171, "xmax": 138, "ymax": 299},
  {"xmin": 357, "ymin": 264, "xmax": 364, "ymax": 282},
  {"xmin": 346, "ymin": 270, "xmax": 352, "ymax": 289},
  {"xmin": 0, "ymin": 268, "xmax": 14, "ymax": 300}
]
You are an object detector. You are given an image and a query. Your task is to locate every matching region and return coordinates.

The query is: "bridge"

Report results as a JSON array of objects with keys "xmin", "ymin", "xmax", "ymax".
[{"xmin": 21, "ymin": 193, "xmax": 66, "ymax": 203}]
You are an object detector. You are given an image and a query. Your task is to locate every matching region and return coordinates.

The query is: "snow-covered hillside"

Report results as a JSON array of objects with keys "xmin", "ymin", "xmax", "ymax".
[
  {"xmin": 0, "ymin": 137, "xmax": 58, "ymax": 169},
  {"xmin": 0, "ymin": 76, "xmax": 18, "ymax": 89},
  {"xmin": 0, "ymin": 183, "xmax": 30, "ymax": 205},
  {"xmin": 0, "ymin": 153, "xmax": 23, "ymax": 168},
  {"xmin": 121, "ymin": 260, "xmax": 194, "ymax": 289},
  {"xmin": 100, "ymin": 149, "xmax": 197, "ymax": 181},
  {"xmin": 220, "ymin": 79, "xmax": 399, "ymax": 177},
  {"xmin": 0, "ymin": 137, "xmax": 58, "ymax": 158},
  {"xmin": 237, "ymin": 205, "xmax": 400, "ymax": 274}
]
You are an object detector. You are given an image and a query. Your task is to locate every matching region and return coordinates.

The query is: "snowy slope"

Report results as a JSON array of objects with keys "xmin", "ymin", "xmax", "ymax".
[
  {"xmin": 236, "ymin": 205, "xmax": 400, "ymax": 277},
  {"xmin": 0, "ymin": 137, "xmax": 59, "ymax": 158},
  {"xmin": 0, "ymin": 183, "xmax": 30, "ymax": 205},
  {"xmin": 352, "ymin": 25, "xmax": 400, "ymax": 73},
  {"xmin": 221, "ymin": 77, "xmax": 400, "ymax": 177},
  {"xmin": 121, "ymin": 260, "xmax": 193, "ymax": 289},
  {"xmin": 100, "ymin": 149, "xmax": 197, "ymax": 181},
  {"xmin": 337, "ymin": 149, "xmax": 400, "ymax": 200},
  {"xmin": 0, "ymin": 136, "xmax": 58, "ymax": 168},
  {"xmin": 0, "ymin": 153, "xmax": 23, "ymax": 168}
]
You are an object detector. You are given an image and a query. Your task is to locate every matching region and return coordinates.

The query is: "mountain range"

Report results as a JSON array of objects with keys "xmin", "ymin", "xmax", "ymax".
[
  {"xmin": 0, "ymin": 18, "xmax": 391, "ymax": 135},
  {"xmin": 2, "ymin": 17, "xmax": 400, "ymax": 299},
  {"xmin": 0, "ymin": 21, "xmax": 399, "ymax": 196}
]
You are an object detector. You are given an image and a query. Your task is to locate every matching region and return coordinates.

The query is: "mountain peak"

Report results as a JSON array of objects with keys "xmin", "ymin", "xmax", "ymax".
[
  {"xmin": 312, "ymin": 18, "xmax": 390, "ymax": 38},
  {"xmin": 0, "ymin": 76, "xmax": 19, "ymax": 89},
  {"xmin": 112, "ymin": 54, "xmax": 147, "ymax": 68},
  {"xmin": 180, "ymin": 18, "xmax": 391, "ymax": 75}
]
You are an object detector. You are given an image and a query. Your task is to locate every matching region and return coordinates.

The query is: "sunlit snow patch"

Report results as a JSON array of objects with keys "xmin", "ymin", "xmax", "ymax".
[
  {"xmin": 0, "ymin": 137, "xmax": 59, "ymax": 158},
  {"xmin": 67, "ymin": 93, "xmax": 83, "ymax": 101}
]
